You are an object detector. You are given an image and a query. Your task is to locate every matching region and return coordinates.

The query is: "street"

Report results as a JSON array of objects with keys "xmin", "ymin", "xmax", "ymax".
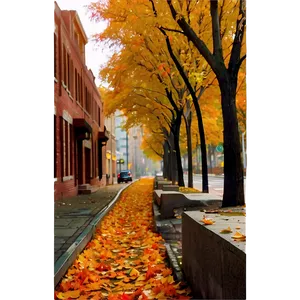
[{"xmin": 184, "ymin": 174, "xmax": 246, "ymax": 197}]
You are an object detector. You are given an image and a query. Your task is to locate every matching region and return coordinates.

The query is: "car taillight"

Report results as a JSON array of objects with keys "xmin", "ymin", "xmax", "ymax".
[
  {"xmin": 128, "ymin": 172, "xmax": 131, "ymax": 176},
  {"xmin": 117, "ymin": 174, "xmax": 120, "ymax": 178}
]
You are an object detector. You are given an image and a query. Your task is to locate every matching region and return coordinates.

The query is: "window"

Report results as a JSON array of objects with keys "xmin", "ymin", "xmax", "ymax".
[
  {"xmin": 60, "ymin": 117, "xmax": 73, "ymax": 178},
  {"xmin": 60, "ymin": 117, "xmax": 64, "ymax": 178},
  {"xmin": 51, "ymin": 32, "xmax": 57, "ymax": 78},
  {"xmin": 94, "ymin": 141, "xmax": 97, "ymax": 177},
  {"xmin": 80, "ymin": 76, "xmax": 84, "ymax": 106},
  {"xmin": 84, "ymin": 86, "xmax": 88, "ymax": 111},
  {"xmin": 64, "ymin": 119, "xmax": 69, "ymax": 176},
  {"xmin": 54, "ymin": 115, "xmax": 57, "ymax": 178},
  {"xmin": 70, "ymin": 124, "xmax": 73, "ymax": 175},
  {"xmin": 86, "ymin": 91, "xmax": 92, "ymax": 115},
  {"xmin": 66, "ymin": 53, "xmax": 71, "ymax": 90},
  {"xmin": 98, "ymin": 106, "xmax": 101, "ymax": 127},
  {"xmin": 63, "ymin": 46, "xmax": 67, "ymax": 85},
  {"xmin": 69, "ymin": 59, "xmax": 73, "ymax": 95},
  {"xmin": 75, "ymin": 68, "xmax": 78, "ymax": 101}
]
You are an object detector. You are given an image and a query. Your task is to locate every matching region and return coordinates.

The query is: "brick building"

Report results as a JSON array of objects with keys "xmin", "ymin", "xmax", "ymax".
[
  {"xmin": 54, "ymin": 2, "xmax": 109, "ymax": 200},
  {"xmin": 104, "ymin": 115, "xmax": 117, "ymax": 184}
]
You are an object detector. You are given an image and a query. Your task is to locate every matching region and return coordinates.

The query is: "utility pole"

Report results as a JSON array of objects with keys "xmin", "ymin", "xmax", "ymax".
[
  {"xmin": 126, "ymin": 131, "xmax": 129, "ymax": 170},
  {"xmin": 133, "ymin": 135, "xmax": 137, "ymax": 178},
  {"xmin": 242, "ymin": 132, "xmax": 246, "ymax": 169},
  {"xmin": 196, "ymin": 133, "xmax": 200, "ymax": 174}
]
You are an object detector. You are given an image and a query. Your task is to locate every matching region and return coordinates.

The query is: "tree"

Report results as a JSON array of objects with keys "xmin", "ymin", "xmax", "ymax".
[{"xmin": 164, "ymin": 0, "xmax": 246, "ymax": 206}]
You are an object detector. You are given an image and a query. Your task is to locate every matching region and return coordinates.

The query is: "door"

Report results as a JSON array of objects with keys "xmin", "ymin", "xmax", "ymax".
[
  {"xmin": 85, "ymin": 148, "xmax": 91, "ymax": 184},
  {"xmin": 77, "ymin": 140, "xmax": 83, "ymax": 185}
]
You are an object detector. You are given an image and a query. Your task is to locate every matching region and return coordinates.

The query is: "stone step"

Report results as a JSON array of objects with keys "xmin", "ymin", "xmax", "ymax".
[
  {"xmin": 78, "ymin": 184, "xmax": 92, "ymax": 190},
  {"xmin": 78, "ymin": 185, "xmax": 99, "ymax": 194}
]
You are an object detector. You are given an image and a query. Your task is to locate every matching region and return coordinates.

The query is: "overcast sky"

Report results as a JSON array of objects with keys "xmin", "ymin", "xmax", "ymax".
[{"xmin": 56, "ymin": 0, "xmax": 111, "ymax": 86}]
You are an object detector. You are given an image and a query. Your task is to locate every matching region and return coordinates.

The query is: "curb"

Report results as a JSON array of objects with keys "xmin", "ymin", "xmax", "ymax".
[
  {"xmin": 54, "ymin": 180, "xmax": 138, "ymax": 287},
  {"xmin": 165, "ymin": 244, "xmax": 183, "ymax": 281}
]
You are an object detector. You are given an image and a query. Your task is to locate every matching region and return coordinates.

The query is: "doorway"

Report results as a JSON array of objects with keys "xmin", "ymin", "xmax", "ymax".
[
  {"xmin": 77, "ymin": 140, "xmax": 83, "ymax": 185},
  {"xmin": 85, "ymin": 148, "xmax": 91, "ymax": 184}
]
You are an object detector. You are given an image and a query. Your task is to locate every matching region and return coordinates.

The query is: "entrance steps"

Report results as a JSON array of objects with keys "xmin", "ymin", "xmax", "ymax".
[{"xmin": 78, "ymin": 184, "xmax": 99, "ymax": 195}]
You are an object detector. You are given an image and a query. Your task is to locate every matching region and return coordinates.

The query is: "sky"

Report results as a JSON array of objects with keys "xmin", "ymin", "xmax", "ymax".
[{"xmin": 56, "ymin": 0, "xmax": 111, "ymax": 86}]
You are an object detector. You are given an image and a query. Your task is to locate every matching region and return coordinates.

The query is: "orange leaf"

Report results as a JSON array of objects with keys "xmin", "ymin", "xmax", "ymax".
[{"xmin": 56, "ymin": 290, "xmax": 81, "ymax": 299}]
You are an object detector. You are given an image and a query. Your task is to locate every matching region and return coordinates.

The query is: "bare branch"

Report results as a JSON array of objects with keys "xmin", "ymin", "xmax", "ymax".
[
  {"xmin": 237, "ymin": 54, "xmax": 246, "ymax": 69},
  {"xmin": 144, "ymin": 138, "xmax": 163, "ymax": 158},
  {"xmin": 228, "ymin": 0, "xmax": 246, "ymax": 75},
  {"xmin": 148, "ymin": 0, "xmax": 157, "ymax": 17},
  {"xmin": 210, "ymin": 0, "xmax": 223, "ymax": 60},
  {"xmin": 159, "ymin": 26, "xmax": 185, "ymax": 34},
  {"xmin": 166, "ymin": 0, "xmax": 218, "ymax": 75},
  {"xmin": 132, "ymin": 86, "xmax": 168, "ymax": 98}
]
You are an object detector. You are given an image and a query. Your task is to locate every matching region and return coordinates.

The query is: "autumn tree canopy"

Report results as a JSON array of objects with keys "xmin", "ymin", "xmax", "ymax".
[{"xmin": 89, "ymin": 0, "xmax": 246, "ymax": 204}]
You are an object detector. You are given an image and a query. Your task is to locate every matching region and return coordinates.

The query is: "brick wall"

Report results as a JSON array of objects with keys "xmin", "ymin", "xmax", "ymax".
[{"xmin": 54, "ymin": 3, "xmax": 106, "ymax": 201}]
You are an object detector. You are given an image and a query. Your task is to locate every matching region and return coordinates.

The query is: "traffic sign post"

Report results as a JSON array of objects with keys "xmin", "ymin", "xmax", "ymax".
[
  {"xmin": 216, "ymin": 144, "xmax": 223, "ymax": 153},
  {"xmin": 117, "ymin": 158, "xmax": 125, "ymax": 173}
]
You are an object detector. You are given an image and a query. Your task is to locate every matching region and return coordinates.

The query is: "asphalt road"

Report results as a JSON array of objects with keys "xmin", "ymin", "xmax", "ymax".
[{"xmin": 184, "ymin": 174, "xmax": 246, "ymax": 196}]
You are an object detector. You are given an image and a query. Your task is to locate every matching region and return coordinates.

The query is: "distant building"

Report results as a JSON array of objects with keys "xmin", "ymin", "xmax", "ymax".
[
  {"xmin": 128, "ymin": 126, "xmax": 147, "ymax": 178},
  {"xmin": 54, "ymin": 2, "xmax": 109, "ymax": 200},
  {"xmin": 115, "ymin": 111, "xmax": 129, "ymax": 171},
  {"xmin": 104, "ymin": 115, "xmax": 117, "ymax": 184}
]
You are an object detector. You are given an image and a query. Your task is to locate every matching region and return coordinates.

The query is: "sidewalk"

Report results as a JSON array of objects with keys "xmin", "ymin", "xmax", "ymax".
[{"xmin": 54, "ymin": 183, "xmax": 126, "ymax": 263}]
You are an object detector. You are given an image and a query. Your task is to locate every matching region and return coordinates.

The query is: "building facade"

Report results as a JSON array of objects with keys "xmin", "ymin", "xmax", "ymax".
[
  {"xmin": 115, "ymin": 111, "xmax": 129, "ymax": 171},
  {"xmin": 104, "ymin": 115, "xmax": 117, "ymax": 184},
  {"xmin": 54, "ymin": 2, "xmax": 109, "ymax": 200},
  {"xmin": 128, "ymin": 126, "xmax": 147, "ymax": 178}
]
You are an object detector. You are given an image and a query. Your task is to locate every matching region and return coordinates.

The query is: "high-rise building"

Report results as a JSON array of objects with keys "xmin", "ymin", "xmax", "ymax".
[{"xmin": 115, "ymin": 111, "xmax": 129, "ymax": 171}]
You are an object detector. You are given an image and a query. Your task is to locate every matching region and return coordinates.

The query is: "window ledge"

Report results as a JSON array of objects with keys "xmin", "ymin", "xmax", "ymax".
[
  {"xmin": 54, "ymin": 178, "xmax": 58, "ymax": 182},
  {"xmin": 63, "ymin": 175, "xmax": 74, "ymax": 182}
]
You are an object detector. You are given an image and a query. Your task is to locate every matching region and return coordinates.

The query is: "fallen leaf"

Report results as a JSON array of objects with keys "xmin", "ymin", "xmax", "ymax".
[
  {"xmin": 220, "ymin": 227, "xmax": 232, "ymax": 234},
  {"xmin": 231, "ymin": 231, "xmax": 246, "ymax": 240},
  {"xmin": 56, "ymin": 290, "xmax": 81, "ymax": 299},
  {"xmin": 54, "ymin": 179, "xmax": 192, "ymax": 299},
  {"xmin": 201, "ymin": 216, "xmax": 215, "ymax": 225}
]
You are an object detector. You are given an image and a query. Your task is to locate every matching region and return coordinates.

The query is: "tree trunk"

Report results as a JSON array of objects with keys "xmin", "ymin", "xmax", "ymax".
[
  {"xmin": 171, "ymin": 114, "xmax": 185, "ymax": 187},
  {"xmin": 184, "ymin": 110, "xmax": 193, "ymax": 188},
  {"xmin": 168, "ymin": 132, "xmax": 177, "ymax": 185},
  {"xmin": 166, "ymin": 0, "xmax": 246, "ymax": 206},
  {"xmin": 193, "ymin": 99, "xmax": 209, "ymax": 192},
  {"xmin": 163, "ymin": 140, "xmax": 169, "ymax": 179},
  {"xmin": 220, "ymin": 81, "xmax": 245, "ymax": 207}
]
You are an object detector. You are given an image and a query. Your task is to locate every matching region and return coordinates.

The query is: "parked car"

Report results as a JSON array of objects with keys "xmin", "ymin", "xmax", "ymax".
[{"xmin": 117, "ymin": 170, "xmax": 133, "ymax": 183}]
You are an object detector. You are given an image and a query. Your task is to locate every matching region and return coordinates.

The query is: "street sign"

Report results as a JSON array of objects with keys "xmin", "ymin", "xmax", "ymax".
[{"xmin": 216, "ymin": 144, "xmax": 223, "ymax": 153}]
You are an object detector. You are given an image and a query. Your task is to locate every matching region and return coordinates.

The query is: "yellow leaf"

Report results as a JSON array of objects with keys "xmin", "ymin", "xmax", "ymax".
[
  {"xmin": 167, "ymin": 275, "xmax": 175, "ymax": 284},
  {"xmin": 231, "ymin": 231, "xmax": 246, "ymax": 240},
  {"xmin": 56, "ymin": 290, "xmax": 81, "ymax": 299},
  {"xmin": 161, "ymin": 277, "xmax": 167, "ymax": 284},
  {"xmin": 201, "ymin": 216, "xmax": 215, "ymax": 225},
  {"xmin": 155, "ymin": 292, "xmax": 166, "ymax": 299},
  {"xmin": 85, "ymin": 282, "xmax": 103, "ymax": 291},
  {"xmin": 136, "ymin": 274, "xmax": 146, "ymax": 281},
  {"xmin": 220, "ymin": 227, "xmax": 232, "ymax": 234}
]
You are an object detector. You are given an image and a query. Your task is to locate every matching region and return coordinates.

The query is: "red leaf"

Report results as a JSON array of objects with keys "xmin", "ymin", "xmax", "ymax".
[{"xmin": 121, "ymin": 293, "xmax": 130, "ymax": 300}]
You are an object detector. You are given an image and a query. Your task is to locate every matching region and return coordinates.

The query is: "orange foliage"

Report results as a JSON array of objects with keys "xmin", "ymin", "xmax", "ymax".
[{"xmin": 55, "ymin": 179, "xmax": 192, "ymax": 299}]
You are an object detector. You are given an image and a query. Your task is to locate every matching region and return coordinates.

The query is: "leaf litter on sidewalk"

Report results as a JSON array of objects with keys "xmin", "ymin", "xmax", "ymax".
[{"xmin": 55, "ymin": 178, "xmax": 192, "ymax": 300}]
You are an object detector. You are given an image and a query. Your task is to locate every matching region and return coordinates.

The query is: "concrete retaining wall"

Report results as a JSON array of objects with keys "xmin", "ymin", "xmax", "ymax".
[{"xmin": 182, "ymin": 211, "xmax": 246, "ymax": 299}]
